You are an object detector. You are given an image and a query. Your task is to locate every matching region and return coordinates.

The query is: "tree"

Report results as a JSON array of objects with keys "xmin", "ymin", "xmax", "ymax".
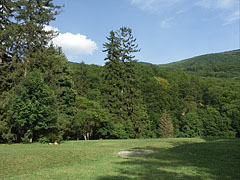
[
  {"xmin": 222, "ymin": 99, "xmax": 240, "ymax": 137},
  {"xmin": 0, "ymin": 1, "xmax": 23, "ymax": 93},
  {"xmin": 158, "ymin": 111, "xmax": 175, "ymax": 138},
  {"xmin": 73, "ymin": 97, "xmax": 111, "ymax": 140},
  {"xmin": 0, "ymin": 0, "xmax": 61, "ymax": 79},
  {"xmin": 101, "ymin": 27, "xmax": 148, "ymax": 138},
  {"xmin": 180, "ymin": 111, "xmax": 203, "ymax": 137},
  {"xmin": 44, "ymin": 46, "xmax": 77, "ymax": 140},
  {"xmin": 0, "ymin": 0, "xmax": 14, "ymax": 63},
  {"xmin": 0, "ymin": 90, "xmax": 16, "ymax": 143},
  {"xmin": 8, "ymin": 71, "xmax": 57, "ymax": 143},
  {"xmin": 201, "ymin": 106, "xmax": 235, "ymax": 137},
  {"xmin": 13, "ymin": 0, "xmax": 61, "ymax": 76},
  {"xmin": 71, "ymin": 62, "xmax": 90, "ymax": 96},
  {"xmin": 0, "ymin": 0, "xmax": 62, "ymax": 143}
]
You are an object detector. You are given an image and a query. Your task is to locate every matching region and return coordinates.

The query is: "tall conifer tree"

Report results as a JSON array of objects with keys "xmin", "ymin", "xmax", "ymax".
[
  {"xmin": 13, "ymin": 0, "xmax": 61, "ymax": 76},
  {"xmin": 101, "ymin": 27, "xmax": 148, "ymax": 138}
]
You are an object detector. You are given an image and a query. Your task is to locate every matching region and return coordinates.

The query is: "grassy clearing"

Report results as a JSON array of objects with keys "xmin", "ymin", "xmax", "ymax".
[{"xmin": 0, "ymin": 138, "xmax": 240, "ymax": 180}]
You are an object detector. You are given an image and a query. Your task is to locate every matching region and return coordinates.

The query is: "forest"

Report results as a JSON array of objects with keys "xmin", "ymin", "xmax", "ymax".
[{"xmin": 0, "ymin": 0, "xmax": 240, "ymax": 143}]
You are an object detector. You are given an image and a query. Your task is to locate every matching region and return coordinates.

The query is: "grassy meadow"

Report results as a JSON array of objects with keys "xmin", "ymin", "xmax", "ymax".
[{"xmin": 0, "ymin": 138, "xmax": 240, "ymax": 180}]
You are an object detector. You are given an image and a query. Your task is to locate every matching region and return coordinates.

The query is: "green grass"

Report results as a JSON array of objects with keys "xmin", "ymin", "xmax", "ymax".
[{"xmin": 0, "ymin": 138, "xmax": 240, "ymax": 180}]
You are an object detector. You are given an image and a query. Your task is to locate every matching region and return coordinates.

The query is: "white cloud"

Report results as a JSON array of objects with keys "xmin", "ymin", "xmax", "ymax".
[
  {"xmin": 130, "ymin": 0, "xmax": 239, "ymax": 26},
  {"xmin": 43, "ymin": 25, "xmax": 59, "ymax": 32},
  {"xmin": 53, "ymin": 32, "xmax": 98, "ymax": 57},
  {"xmin": 44, "ymin": 26, "xmax": 98, "ymax": 60},
  {"xmin": 131, "ymin": 0, "xmax": 238, "ymax": 14},
  {"xmin": 196, "ymin": 0, "xmax": 239, "ymax": 25},
  {"xmin": 160, "ymin": 17, "xmax": 174, "ymax": 29},
  {"xmin": 176, "ymin": 9, "xmax": 186, "ymax": 14},
  {"xmin": 196, "ymin": 0, "xmax": 238, "ymax": 9},
  {"xmin": 224, "ymin": 10, "xmax": 240, "ymax": 25},
  {"xmin": 216, "ymin": 0, "xmax": 237, "ymax": 9},
  {"xmin": 131, "ymin": 0, "xmax": 156, "ymax": 12},
  {"xmin": 131, "ymin": 0, "xmax": 182, "ymax": 13}
]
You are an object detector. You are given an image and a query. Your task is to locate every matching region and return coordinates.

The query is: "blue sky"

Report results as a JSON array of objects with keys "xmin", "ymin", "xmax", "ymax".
[{"xmin": 49, "ymin": 0, "xmax": 240, "ymax": 65}]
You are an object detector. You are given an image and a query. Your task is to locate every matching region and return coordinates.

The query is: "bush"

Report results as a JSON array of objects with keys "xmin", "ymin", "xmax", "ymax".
[
  {"xmin": 21, "ymin": 134, "xmax": 31, "ymax": 144},
  {"xmin": 1, "ymin": 131, "xmax": 16, "ymax": 144},
  {"xmin": 39, "ymin": 136, "xmax": 50, "ymax": 144},
  {"xmin": 220, "ymin": 131, "xmax": 236, "ymax": 138}
]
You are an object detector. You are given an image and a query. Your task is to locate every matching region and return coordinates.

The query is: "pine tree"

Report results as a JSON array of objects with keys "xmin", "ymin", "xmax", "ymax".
[
  {"xmin": 0, "ymin": 0, "xmax": 61, "ymax": 91},
  {"xmin": 0, "ymin": 0, "xmax": 14, "ymax": 64},
  {"xmin": 41, "ymin": 45, "xmax": 77, "ymax": 140},
  {"xmin": 158, "ymin": 111, "xmax": 175, "ymax": 138},
  {"xmin": 101, "ymin": 31, "xmax": 127, "ymax": 138},
  {"xmin": 13, "ymin": 0, "xmax": 61, "ymax": 76},
  {"xmin": 0, "ymin": 0, "xmax": 23, "ymax": 92},
  {"xmin": 8, "ymin": 71, "xmax": 57, "ymax": 143},
  {"xmin": 101, "ymin": 27, "xmax": 148, "ymax": 138},
  {"xmin": 0, "ymin": 0, "xmax": 61, "ymax": 77}
]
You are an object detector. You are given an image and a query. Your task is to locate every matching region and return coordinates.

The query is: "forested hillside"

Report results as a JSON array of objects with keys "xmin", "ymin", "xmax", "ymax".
[
  {"xmin": 69, "ymin": 50, "xmax": 240, "ymax": 139},
  {"xmin": 1, "ymin": 0, "xmax": 240, "ymax": 143},
  {"xmin": 160, "ymin": 49, "xmax": 240, "ymax": 79}
]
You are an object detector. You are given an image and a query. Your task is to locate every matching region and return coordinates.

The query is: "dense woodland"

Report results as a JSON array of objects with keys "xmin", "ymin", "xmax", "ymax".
[{"xmin": 0, "ymin": 0, "xmax": 240, "ymax": 143}]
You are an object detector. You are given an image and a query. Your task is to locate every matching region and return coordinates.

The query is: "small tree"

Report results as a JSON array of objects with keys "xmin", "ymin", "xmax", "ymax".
[
  {"xmin": 180, "ymin": 111, "xmax": 203, "ymax": 137},
  {"xmin": 8, "ymin": 71, "xmax": 57, "ymax": 142},
  {"xmin": 158, "ymin": 111, "xmax": 175, "ymax": 138},
  {"xmin": 73, "ymin": 97, "xmax": 110, "ymax": 140}
]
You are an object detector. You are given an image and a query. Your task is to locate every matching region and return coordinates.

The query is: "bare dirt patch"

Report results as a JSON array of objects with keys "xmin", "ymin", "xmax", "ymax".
[{"xmin": 118, "ymin": 151, "xmax": 154, "ymax": 155}]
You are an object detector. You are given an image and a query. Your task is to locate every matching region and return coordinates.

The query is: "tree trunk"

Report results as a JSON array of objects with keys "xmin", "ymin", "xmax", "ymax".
[{"xmin": 24, "ymin": 65, "xmax": 27, "ymax": 77}]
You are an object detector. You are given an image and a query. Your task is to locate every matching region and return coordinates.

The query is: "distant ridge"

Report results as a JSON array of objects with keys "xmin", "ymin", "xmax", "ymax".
[
  {"xmin": 160, "ymin": 49, "xmax": 240, "ymax": 67},
  {"xmin": 155, "ymin": 49, "xmax": 240, "ymax": 79}
]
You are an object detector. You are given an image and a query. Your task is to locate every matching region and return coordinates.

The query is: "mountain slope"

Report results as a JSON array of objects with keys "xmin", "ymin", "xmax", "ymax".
[{"xmin": 159, "ymin": 49, "xmax": 240, "ymax": 79}]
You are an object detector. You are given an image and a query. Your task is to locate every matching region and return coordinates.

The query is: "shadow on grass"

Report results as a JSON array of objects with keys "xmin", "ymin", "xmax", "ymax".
[{"xmin": 97, "ymin": 139, "xmax": 240, "ymax": 180}]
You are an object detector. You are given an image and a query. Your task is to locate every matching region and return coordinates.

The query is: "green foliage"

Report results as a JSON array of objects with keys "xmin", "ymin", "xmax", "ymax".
[
  {"xmin": 222, "ymin": 99, "xmax": 240, "ymax": 137},
  {"xmin": 8, "ymin": 71, "xmax": 57, "ymax": 142},
  {"xmin": 0, "ymin": 90, "xmax": 15, "ymax": 143},
  {"xmin": 21, "ymin": 130, "xmax": 32, "ymax": 144},
  {"xmin": 101, "ymin": 27, "xmax": 148, "ymax": 138},
  {"xmin": 161, "ymin": 49, "xmax": 240, "ymax": 79},
  {"xmin": 37, "ymin": 46, "xmax": 78, "ymax": 140},
  {"xmin": 0, "ymin": 0, "xmax": 64, "ymax": 143},
  {"xmin": 201, "ymin": 106, "xmax": 235, "ymax": 137},
  {"xmin": 73, "ymin": 97, "xmax": 111, "ymax": 140},
  {"xmin": 180, "ymin": 111, "xmax": 204, "ymax": 137},
  {"xmin": 0, "ymin": 0, "xmax": 239, "ymax": 141},
  {"xmin": 0, "ymin": 0, "xmax": 61, "ymax": 78},
  {"xmin": 70, "ymin": 62, "xmax": 90, "ymax": 96}
]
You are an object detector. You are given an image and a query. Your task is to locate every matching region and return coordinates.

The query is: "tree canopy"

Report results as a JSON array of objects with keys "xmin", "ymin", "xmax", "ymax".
[{"xmin": 0, "ymin": 1, "xmax": 240, "ymax": 143}]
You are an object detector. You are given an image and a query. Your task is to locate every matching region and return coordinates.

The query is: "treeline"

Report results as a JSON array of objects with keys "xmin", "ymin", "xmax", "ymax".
[
  {"xmin": 1, "ymin": 0, "xmax": 240, "ymax": 143},
  {"xmin": 70, "ymin": 60, "xmax": 240, "ymax": 139}
]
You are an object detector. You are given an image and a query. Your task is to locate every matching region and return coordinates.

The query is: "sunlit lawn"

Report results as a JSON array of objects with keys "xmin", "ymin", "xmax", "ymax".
[{"xmin": 0, "ymin": 138, "xmax": 240, "ymax": 180}]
